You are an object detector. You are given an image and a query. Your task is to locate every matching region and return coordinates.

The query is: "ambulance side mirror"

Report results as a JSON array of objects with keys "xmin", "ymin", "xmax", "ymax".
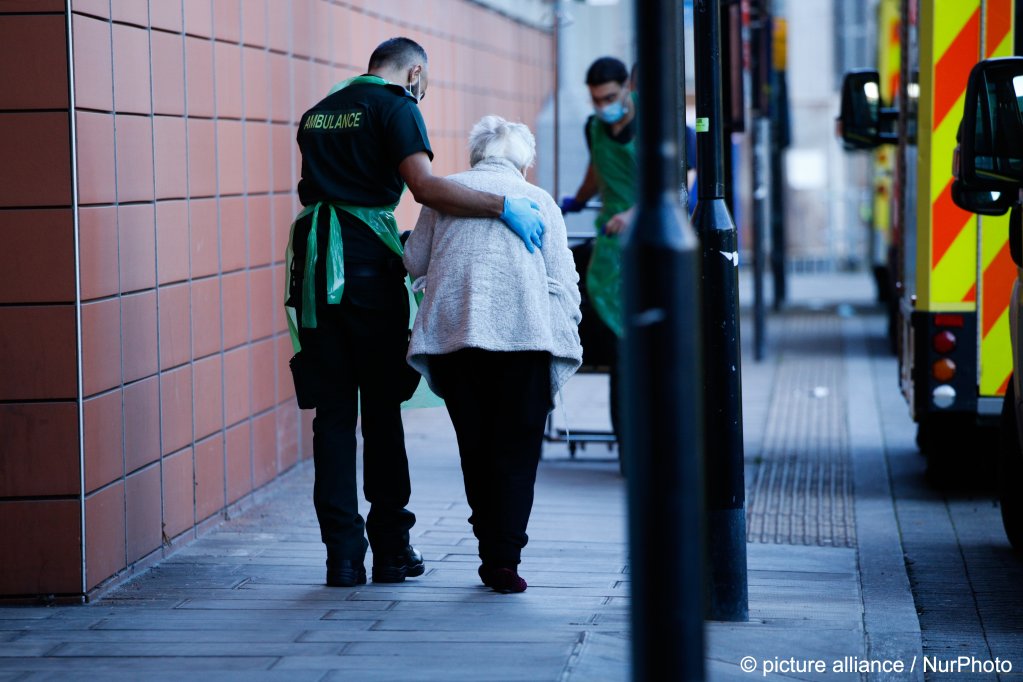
[
  {"xmin": 957, "ymin": 57, "xmax": 1023, "ymax": 190},
  {"xmin": 950, "ymin": 179, "xmax": 1012, "ymax": 216},
  {"xmin": 837, "ymin": 70, "xmax": 883, "ymax": 150}
]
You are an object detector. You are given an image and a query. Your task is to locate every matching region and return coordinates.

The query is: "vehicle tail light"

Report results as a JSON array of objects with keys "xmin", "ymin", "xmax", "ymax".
[
  {"xmin": 933, "ymin": 330, "xmax": 956, "ymax": 354},
  {"xmin": 933, "ymin": 358, "xmax": 957, "ymax": 382},
  {"xmin": 934, "ymin": 314, "xmax": 965, "ymax": 328}
]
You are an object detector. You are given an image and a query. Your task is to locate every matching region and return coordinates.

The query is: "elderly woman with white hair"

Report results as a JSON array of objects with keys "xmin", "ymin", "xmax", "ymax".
[{"xmin": 403, "ymin": 116, "xmax": 583, "ymax": 593}]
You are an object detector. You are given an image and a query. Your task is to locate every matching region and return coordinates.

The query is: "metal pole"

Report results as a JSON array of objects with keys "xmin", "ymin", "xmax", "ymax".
[
  {"xmin": 720, "ymin": 0, "xmax": 736, "ymax": 216},
  {"xmin": 770, "ymin": 13, "xmax": 789, "ymax": 310},
  {"xmin": 752, "ymin": 118, "xmax": 770, "ymax": 362},
  {"xmin": 751, "ymin": 0, "xmax": 772, "ymax": 362},
  {"xmin": 552, "ymin": 1, "xmax": 561, "ymax": 201},
  {"xmin": 692, "ymin": 0, "xmax": 749, "ymax": 623},
  {"xmin": 624, "ymin": 0, "xmax": 705, "ymax": 679}
]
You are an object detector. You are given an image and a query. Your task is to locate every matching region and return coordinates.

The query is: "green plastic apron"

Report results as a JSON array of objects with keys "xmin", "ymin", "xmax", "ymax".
[
  {"xmin": 587, "ymin": 97, "xmax": 637, "ymax": 338},
  {"xmin": 283, "ymin": 199, "xmax": 407, "ymax": 351}
]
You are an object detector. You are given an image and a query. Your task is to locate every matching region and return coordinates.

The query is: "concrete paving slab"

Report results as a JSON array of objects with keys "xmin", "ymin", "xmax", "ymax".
[
  {"xmin": 18, "ymin": 674, "xmax": 323, "ymax": 682},
  {"xmin": 0, "ymin": 657, "xmax": 278, "ymax": 672},
  {"xmin": 47, "ymin": 642, "xmax": 344, "ymax": 658},
  {"xmin": 0, "ymin": 619, "xmax": 106, "ymax": 633},
  {"xmin": 87, "ymin": 616, "xmax": 378, "ymax": 631},
  {"xmin": 296, "ymin": 629, "xmax": 583, "ymax": 643},
  {"xmin": 562, "ymin": 632, "xmax": 628, "ymax": 681},
  {"xmin": 0, "ymin": 644, "xmax": 59, "ymax": 658},
  {"xmin": 11, "ymin": 629, "xmax": 310, "ymax": 644}
]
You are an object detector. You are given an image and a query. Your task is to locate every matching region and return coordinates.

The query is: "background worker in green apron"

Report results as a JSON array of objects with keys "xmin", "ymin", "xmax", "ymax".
[
  {"xmin": 560, "ymin": 56, "xmax": 637, "ymax": 445},
  {"xmin": 289, "ymin": 37, "xmax": 546, "ymax": 589}
]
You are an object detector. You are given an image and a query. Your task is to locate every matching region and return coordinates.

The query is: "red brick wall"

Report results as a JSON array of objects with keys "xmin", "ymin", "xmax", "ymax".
[{"xmin": 0, "ymin": 0, "xmax": 552, "ymax": 598}]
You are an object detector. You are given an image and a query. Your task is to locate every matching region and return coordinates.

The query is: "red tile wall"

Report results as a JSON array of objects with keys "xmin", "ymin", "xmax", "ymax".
[
  {"xmin": 0, "ymin": 6, "xmax": 82, "ymax": 598},
  {"xmin": 0, "ymin": 0, "xmax": 552, "ymax": 598}
]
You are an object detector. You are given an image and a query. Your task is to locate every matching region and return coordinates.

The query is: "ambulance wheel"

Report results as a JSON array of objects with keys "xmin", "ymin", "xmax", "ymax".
[
  {"xmin": 998, "ymin": 377, "xmax": 1023, "ymax": 551},
  {"xmin": 916, "ymin": 414, "xmax": 969, "ymax": 478}
]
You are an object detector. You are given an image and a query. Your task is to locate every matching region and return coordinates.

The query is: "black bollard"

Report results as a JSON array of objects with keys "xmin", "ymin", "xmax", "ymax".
[
  {"xmin": 692, "ymin": 0, "xmax": 749, "ymax": 623},
  {"xmin": 623, "ymin": 0, "xmax": 706, "ymax": 680}
]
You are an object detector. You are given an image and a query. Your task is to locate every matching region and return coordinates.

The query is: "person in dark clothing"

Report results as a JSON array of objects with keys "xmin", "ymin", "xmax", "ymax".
[
  {"xmin": 559, "ymin": 57, "xmax": 637, "ymax": 453},
  {"xmin": 287, "ymin": 37, "xmax": 547, "ymax": 588}
]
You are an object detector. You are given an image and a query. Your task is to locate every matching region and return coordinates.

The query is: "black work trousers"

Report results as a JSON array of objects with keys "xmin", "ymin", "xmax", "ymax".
[
  {"xmin": 430, "ymin": 349, "xmax": 551, "ymax": 568},
  {"xmin": 299, "ymin": 275, "xmax": 416, "ymax": 562}
]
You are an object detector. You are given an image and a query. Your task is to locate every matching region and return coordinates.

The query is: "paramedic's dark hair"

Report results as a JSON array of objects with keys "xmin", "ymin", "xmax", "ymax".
[
  {"xmin": 368, "ymin": 37, "xmax": 428, "ymax": 72},
  {"xmin": 585, "ymin": 57, "xmax": 629, "ymax": 87}
]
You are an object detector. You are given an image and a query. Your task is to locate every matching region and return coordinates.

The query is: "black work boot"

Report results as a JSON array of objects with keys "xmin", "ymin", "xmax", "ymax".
[
  {"xmin": 372, "ymin": 546, "xmax": 425, "ymax": 583},
  {"xmin": 326, "ymin": 554, "xmax": 366, "ymax": 588}
]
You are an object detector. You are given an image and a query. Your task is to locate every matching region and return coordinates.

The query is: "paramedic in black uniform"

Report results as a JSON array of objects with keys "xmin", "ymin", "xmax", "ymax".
[{"xmin": 289, "ymin": 37, "xmax": 546, "ymax": 588}]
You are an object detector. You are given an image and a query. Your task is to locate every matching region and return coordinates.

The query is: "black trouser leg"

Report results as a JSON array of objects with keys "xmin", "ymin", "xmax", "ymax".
[
  {"xmin": 304, "ymin": 276, "xmax": 414, "ymax": 562},
  {"xmin": 487, "ymin": 352, "xmax": 551, "ymax": 567},
  {"xmin": 433, "ymin": 350, "xmax": 551, "ymax": 568},
  {"xmin": 311, "ymin": 375, "xmax": 368, "ymax": 560},
  {"xmin": 360, "ymin": 376, "xmax": 415, "ymax": 557},
  {"xmin": 430, "ymin": 353, "xmax": 496, "ymax": 560},
  {"xmin": 347, "ymin": 287, "xmax": 416, "ymax": 559}
]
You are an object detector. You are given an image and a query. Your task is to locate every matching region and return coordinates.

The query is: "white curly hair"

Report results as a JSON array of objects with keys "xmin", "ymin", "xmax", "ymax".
[{"xmin": 468, "ymin": 115, "xmax": 536, "ymax": 171}]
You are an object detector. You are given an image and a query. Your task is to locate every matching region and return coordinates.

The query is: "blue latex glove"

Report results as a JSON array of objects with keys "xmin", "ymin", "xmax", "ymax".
[
  {"xmin": 560, "ymin": 196, "xmax": 584, "ymax": 214},
  {"xmin": 500, "ymin": 196, "xmax": 545, "ymax": 252}
]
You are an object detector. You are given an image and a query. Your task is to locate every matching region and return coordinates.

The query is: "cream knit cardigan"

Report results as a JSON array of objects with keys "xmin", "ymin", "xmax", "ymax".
[{"xmin": 403, "ymin": 157, "xmax": 583, "ymax": 405}]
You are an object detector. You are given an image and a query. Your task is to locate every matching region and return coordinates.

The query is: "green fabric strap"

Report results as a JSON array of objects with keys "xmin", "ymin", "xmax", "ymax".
[
  {"xmin": 328, "ymin": 73, "xmax": 390, "ymax": 96},
  {"xmin": 284, "ymin": 199, "xmax": 401, "ymax": 349},
  {"xmin": 300, "ymin": 202, "xmax": 346, "ymax": 329}
]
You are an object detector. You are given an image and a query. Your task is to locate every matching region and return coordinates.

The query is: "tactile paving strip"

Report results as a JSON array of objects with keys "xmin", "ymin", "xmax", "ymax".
[{"xmin": 746, "ymin": 312, "xmax": 856, "ymax": 548}]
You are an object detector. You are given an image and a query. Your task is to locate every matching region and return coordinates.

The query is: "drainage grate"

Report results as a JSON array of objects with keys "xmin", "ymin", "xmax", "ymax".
[{"xmin": 746, "ymin": 313, "xmax": 856, "ymax": 548}]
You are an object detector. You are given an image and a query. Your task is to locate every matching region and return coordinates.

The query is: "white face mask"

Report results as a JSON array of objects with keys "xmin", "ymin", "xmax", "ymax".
[{"xmin": 408, "ymin": 72, "xmax": 425, "ymax": 103}]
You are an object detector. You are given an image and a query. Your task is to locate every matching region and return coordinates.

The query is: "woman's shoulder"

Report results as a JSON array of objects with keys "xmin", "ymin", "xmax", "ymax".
[
  {"xmin": 442, "ymin": 167, "xmax": 558, "ymax": 214},
  {"xmin": 521, "ymin": 182, "xmax": 557, "ymax": 210},
  {"xmin": 444, "ymin": 169, "xmax": 477, "ymax": 187}
]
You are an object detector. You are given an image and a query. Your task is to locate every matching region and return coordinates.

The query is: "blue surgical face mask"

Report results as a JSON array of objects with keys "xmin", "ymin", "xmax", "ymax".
[{"xmin": 596, "ymin": 97, "xmax": 627, "ymax": 124}]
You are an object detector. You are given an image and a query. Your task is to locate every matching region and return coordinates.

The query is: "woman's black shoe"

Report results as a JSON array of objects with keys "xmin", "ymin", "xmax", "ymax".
[
  {"xmin": 372, "ymin": 546, "xmax": 425, "ymax": 583},
  {"xmin": 326, "ymin": 558, "xmax": 367, "ymax": 587},
  {"xmin": 478, "ymin": 565, "xmax": 527, "ymax": 594}
]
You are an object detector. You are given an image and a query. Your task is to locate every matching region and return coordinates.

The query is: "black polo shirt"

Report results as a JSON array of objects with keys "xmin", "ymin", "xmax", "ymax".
[
  {"xmin": 295, "ymin": 78, "xmax": 433, "ymax": 268},
  {"xmin": 297, "ymin": 79, "xmax": 433, "ymax": 207}
]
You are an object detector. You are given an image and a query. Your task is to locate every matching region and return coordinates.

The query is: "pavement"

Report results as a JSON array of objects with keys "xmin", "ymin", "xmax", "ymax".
[{"xmin": 0, "ymin": 271, "xmax": 985, "ymax": 680}]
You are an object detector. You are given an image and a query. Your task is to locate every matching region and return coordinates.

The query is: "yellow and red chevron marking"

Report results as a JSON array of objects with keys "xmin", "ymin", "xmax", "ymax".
[
  {"xmin": 917, "ymin": 0, "xmax": 980, "ymax": 310},
  {"xmin": 879, "ymin": 0, "xmax": 901, "ymax": 102},
  {"xmin": 986, "ymin": 0, "xmax": 1013, "ymax": 56},
  {"xmin": 979, "ymin": 0, "xmax": 1015, "ymax": 397}
]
